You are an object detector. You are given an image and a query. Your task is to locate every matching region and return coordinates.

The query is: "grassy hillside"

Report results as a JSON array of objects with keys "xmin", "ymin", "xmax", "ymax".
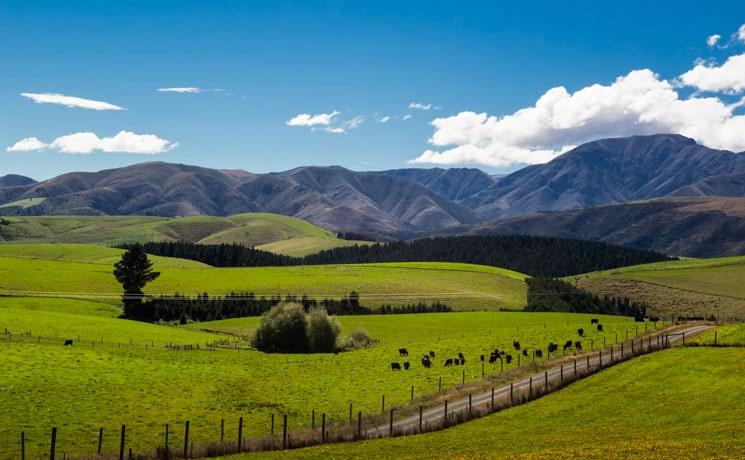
[
  {"xmin": 0, "ymin": 213, "xmax": 369, "ymax": 256},
  {"xmin": 573, "ymin": 256, "xmax": 745, "ymax": 319},
  {"xmin": 243, "ymin": 347, "xmax": 745, "ymax": 459},
  {"xmin": 0, "ymin": 247, "xmax": 528, "ymax": 310},
  {"xmin": 0, "ymin": 306, "xmax": 646, "ymax": 458}
]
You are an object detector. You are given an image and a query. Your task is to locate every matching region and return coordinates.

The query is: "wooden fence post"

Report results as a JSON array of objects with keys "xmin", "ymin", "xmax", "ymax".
[
  {"xmin": 358, "ymin": 411, "xmax": 363, "ymax": 439},
  {"xmin": 389, "ymin": 408, "xmax": 394, "ymax": 436},
  {"xmin": 544, "ymin": 371, "xmax": 548, "ymax": 390},
  {"xmin": 419, "ymin": 406, "xmax": 423, "ymax": 431},
  {"xmin": 714, "ymin": 330, "xmax": 718, "ymax": 345},
  {"xmin": 164, "ymin": 424, "xmax": 169, "ymax": 456},
  {"xmin": 98, "ymin": 428, "xmax": 103, "ymax": 455},
  {"xmin": 599, "ymin": 350, "xmax": 603, "ymax": 367},
  {"xmin": 119, "ymin": 425, "xmax": 125, "ymax": 460},
  {"xmin": 468, "ymin": 394, "xmax": 472, "ymax": 414},
  {"xmin": 444, "ymin": 400, "xmax": 448, "ymax": 427},
  {"xmin": 321, "ymin": 413, "xmax": 326, "ymax": 442},
  {"xmin": 438, "ymin": 376, "xmax": 442, "ymax": 392},
  {"xmin": 574, "ymin": 359, "xmax": 577, "ymax": 377},
  {"xmin": 411, "ymin": 385, "xmax": 414, "ymax": 401},
  {"xmin": 237, "ymin": 417, "xmax": 243, "ymax": 452},
  {"xmin": 560, "ymin": 365, "xmax": 563, "ymax": 383},
  {"xmin": 381, "ymin": 395, "xmax": 385, "ymax": 413},
  {"xmin": 311, "ymin": 410, "xmax": 315, "ymax": 430},
  {"xmin": 183, "ymin": 420, "xmax": 190, "ymax": 459},
  {"xmin": 586, "ymin": 355, "xmax": 590, "ymax": 372},
  {"xmin": 50, "ymin": 427, "xmax": 57, "ymax": 460},
  {"xmin": 462, "ymin": 369, "xmax": 465, "ymax": 385},
  {"xmin": 220, "ymin": 419, "xmax": 224, "ymax": 443},
  {"xmin": 491, "ymin": 387, "xmax": 495, "ymax": 408},
  {"xmin": 529, "ymin": 377, "xmax": 533, "ymax": 397},
  {"xmin": 282, "ymin": 415, "xmax": 288, "ymax": 449},
  {"xmin": 350, "ymin": 402, "xmax": 353, "ymax": 423},
  {"xmin": 510, "ymin": 382, "xmax": 514, "ymax": 403},
  {"xmin": 21, "ymin": 431, "xmax": 25, "ymax": 460},
  {"xmin": 271, "ymin": 413, "xmax": 275, "ymax": 435}
]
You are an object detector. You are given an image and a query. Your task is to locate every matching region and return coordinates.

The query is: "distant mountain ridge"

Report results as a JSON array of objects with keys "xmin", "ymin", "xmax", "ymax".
[
  {"xmin": 1, "ymin": 134, "xmax": 744, "ymax": 244},
  {"xmin": 0, "ymin": 174, "xmax": 36, "ymax": 188}
]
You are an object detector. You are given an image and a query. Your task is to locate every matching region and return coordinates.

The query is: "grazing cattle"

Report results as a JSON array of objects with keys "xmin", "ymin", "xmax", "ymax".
[
  {"xmin": 421, "ymin": 358, "xmax": 432, "ymax": 368},
  {"xmin": 454, "ymin": 358, "xmax": 461, "ymax": 366},
  {"xmin": 505, "ymin": 354, "xmax": 512, "ymax": 364},
  {"xmin": 575, "ymin": 341, "xmax": 582, "ymax": 350},
  {"xmin": 548, "ymin": 343, "xmax": 558, "ymax": 354},
  {"xmin": 596, "ymin": 324, "xmax": 603, "ymax": 332},
  {"xmin": 429, "ymin": 351, "xmax": 436, "ymax": 358},
  {"xmin": 458, "ymin": 352, "xmax": 465, "ymax": 360},
  {"xmin": 403, "ymin": 361, "xmax": 410, "ymax": 370},
  {"xmin": 444, "ymin": 358, "xmax": 454, "ymax": 367},
  {"xmin": 480, "ymin": 354, "xmax": 485, "ymax": 362},
  {"xmin": 577, "ymin": 328, "xmax": 585, "ymax": 337},
  {"xmin": 64, "ymin": 339, "xmax": 73, "ymax": 346},
  {"xmin": 564, "ymin": 340, "xmax": 573, "ymax": 351},
  {"xmin": 522, "ymin": 349, "xmax": 529, "ymax": 357},
  {"xmin": 460, "ymin": 358, "xmax": 466, "ymax": 365},
  {"xmin": 535, "ymin": 350, "xmax": 543, "ymax": 358},
  {"xmin": 590, "ymin": 318, "xmax": 599, "ymax": 325},
  {"xmin": 512, "ymin": 340, "xmax": 521, "ymax": 350},
  {"xmin": 489, "ymin": 353, "xmax": 498, "ymax": 364},
  {"xmin": 399, "ymin": 348, "xmax": 409, "ymax": 356},
  {"xmin": 391, "ymin": 362, "xmax": 401, "ymax": 371}
]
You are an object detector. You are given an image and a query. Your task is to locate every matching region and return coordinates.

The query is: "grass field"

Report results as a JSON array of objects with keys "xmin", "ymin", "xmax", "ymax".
[
  {"xmin": 692, "ymin": 322, "xmax": 745, "ymax": 346},
  {"xmin": 0, "ymin": 245, "xmax": 528, "ymax": 310},
  {"xmin": 239, "ymin": 347, "xmax": 745, "ymax": 459},
  {"xmin": 574, "ymin": 256, "xmax": 745, "ymax": 319},
  {"xmin": 0, "ymin": 302, "xmax": 647, "ymax": 459},
  {"xmin": 0, "ymin": 213, "xmax": 369, "ymax": 256}
]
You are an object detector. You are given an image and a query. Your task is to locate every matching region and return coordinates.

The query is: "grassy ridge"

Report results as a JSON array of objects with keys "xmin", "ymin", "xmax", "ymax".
[
  {"xmin": 243, "ymin": 347, "xmax": 745, "ymax": 459},
  {"xmin": 0, "ymin": 306, "xmax": 645, "ymax": 458},
  {"xmin": 574, "ymin": 255, "xmax": 745, "ymax": 319},
  {"xmin": 0, "ymin": 213, "xmax": 369, "ymax": 256},
  {"xmin": 0, "ymin": 248, "xmax": 528, "ymax": 310}
]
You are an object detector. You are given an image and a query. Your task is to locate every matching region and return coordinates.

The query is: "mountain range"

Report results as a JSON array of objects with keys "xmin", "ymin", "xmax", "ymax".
[{"xmin": 2, "ymin": 133, "xmax": 745, "ymax": 255}]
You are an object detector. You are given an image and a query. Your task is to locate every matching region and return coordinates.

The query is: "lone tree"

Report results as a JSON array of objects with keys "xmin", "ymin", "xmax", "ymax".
[{"xmin": 113, "ymin": 244, "xmax": 160, "ymax": 317}]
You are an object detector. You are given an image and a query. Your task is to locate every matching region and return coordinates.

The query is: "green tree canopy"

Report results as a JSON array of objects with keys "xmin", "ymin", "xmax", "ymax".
[{"xmin": 113, "ymin": 244, "xmax": 160, "ymax": 317}]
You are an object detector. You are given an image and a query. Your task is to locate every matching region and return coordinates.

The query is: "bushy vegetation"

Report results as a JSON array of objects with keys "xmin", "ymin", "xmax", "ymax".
[
  {"xmin": 130, "ymin": 235, "xmax": 671, "ymax": 277},
  {"xmin": 525, "ymin": 277, "xmax": 648, "ymax": 320},
  {"xmin": 113, "ymin": 245, "xmax": 160, "ymax": 316},
  {"xmin": 251, "ymin": 303, "xmax": 343, "ymax": 353}
]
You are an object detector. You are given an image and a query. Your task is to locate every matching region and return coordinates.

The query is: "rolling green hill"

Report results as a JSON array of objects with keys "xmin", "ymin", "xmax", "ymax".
[
  {"xmin": 0, "ymin": 213, "xmax": 369, "ymax": 256},
  {"xmin": 242, "ymin": 347, "xmax": 745, "ymax": 459},
  {"xmin": 572, "ymin": 256, "xmax": 745, "ymax": 319},
  {"xmin": 0, "ymin": 244, "xmax": 528, "ymax": 310}
]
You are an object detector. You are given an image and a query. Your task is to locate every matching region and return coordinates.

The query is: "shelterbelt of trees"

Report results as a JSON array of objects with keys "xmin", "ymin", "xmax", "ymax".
[{"xmin": 123, "ymin": 235, "xmax": 672, "ymax": 277}]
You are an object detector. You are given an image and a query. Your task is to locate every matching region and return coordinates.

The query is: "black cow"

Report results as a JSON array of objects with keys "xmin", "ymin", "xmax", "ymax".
[
  {"xmin": 590, "ymin": 318, "xmax": 599, "ymax": 325},
  {"xmin": 480, "ymin": 354, "xmax": 485, "ymax": 362},
  {"xmin": 564, "ymin": 340, "xmax": 573, "ymax": 351},
  {"xmin": 505, "ymin": 354, "xmax": 512, "ymax": 364},
  {"xmin": 548, "ymin": 343, "xmax": 558, "ymax": 354},
  {"xmin": 577, "ymin": 328, "xmax": 585, "ymax": 337},
  {"xmin": 391, "ymin": 362, "xmax": 401, "ymax": 371},
  {"xmin": 596, "ymin": 324, "xmax": 603, "ymax": 332},
  {"xmin": 444, "ymin": 358, "xmax": 454, "ymax": 367},
  {"xmin": 458, "ymin": 352, "xmax": 465, "ymax": 360},
  {"xmin": 575, "ymin": 341, "xmax": 582, "ymax": 350},
  {"xmin": 64, "ymin": 339, "xmax": 73, "ymax": 346},
  {"xmin": 489, "ymin": 353, "xmax": 498, "ymax": 364},
  {"xmin": 535, "ymin": 350, "xmax": 543, "ymax": 358},
  {"xmin": 454, "ymin": 358, "xmax": 461, "ymax": 366},
  {"xmin": 460, "ymin": 358, "xmax": 466, "ymax": 365},
  {"xmin": 421, "ymin": 357, "xmax": 432, "ymax": 368},
  {"xmin": 399, "ymin": 348, "xmax": 409, "ymax": 356},
  {"xmin": 429, "ymin": 351, "xmax": 436, "ymax": 358},
  {"xmin": 403, "ymin": 361, "xmax": 410, "ymax": 370},
  {"xmin": 513, "ymin": 340, "xmax": 521, "ymax": 350},
  {"xmin": 522, "ymin": 349, "xmax": 529, "ymax": 357}
]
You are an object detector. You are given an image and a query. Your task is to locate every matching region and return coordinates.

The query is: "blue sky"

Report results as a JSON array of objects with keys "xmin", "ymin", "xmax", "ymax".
[{"xmin": 1, "ymin": 1, "xmax": 745, "ymax": 180}]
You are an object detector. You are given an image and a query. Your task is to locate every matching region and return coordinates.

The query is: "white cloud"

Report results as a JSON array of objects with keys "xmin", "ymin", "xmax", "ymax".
[
  {"xmin": 409, "ymin": 102, "xmax": 435, "ymax": 110},
  {"xmin": 344, "ymin": 116, "xmax": 365, "ymax": 130},
  {"xmin": 377, "ymin": 115, "xmax": 391, "ymax": 123},
  {"xmin": 679, "ymin": 53, "xmax": 745, "ymax": 93},
  {"xmin": 49, "ymin": 131, "xmax": 176, "ymax": 154},
  {"xmin": 402, "ymin": 114, "xmax": 412, "ymax": 121},
  {"xmin": 6, "ymin": 137, "xmax": 48, "ymax": 152},
  {"xmin": 315, "ymin": 116, "xmax": 365, "ymax": 134},
  {"xmin": 410, "ymin": 68, "xmax": 745, "ymax": 167},
  {"xmin": 738, "ymin": 24, "xmax": 745, "ymax": 42},
  {"xmin": 157, "ymin": 87, "xmax": 203, "ymax": 93},
  {"xmin": 20, "ymin": 92, "xmax": 125, "ymax": 110},
  {"xmin": 286, "ymin": 111, "xmax": 340, "ymax": 127},
  {"xmin": 321, "ymin": 127, "xmax": 346, "ymax": 134},
  {"xmin": 707, "ymin": 34, "xmax": 721, "ymax": 47}
]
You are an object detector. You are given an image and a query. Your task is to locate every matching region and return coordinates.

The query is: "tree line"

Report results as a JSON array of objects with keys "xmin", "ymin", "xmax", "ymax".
[
  {"xmin": 123, "ymin": 234, "xmax": 672, "ymax": 277},
  {"xmin": 123, "ymin": 291, "xmax": 452, "ymax": 323},
  {"xmin": 525, "ymin": 277, "xmax": 649, "ymax": 320}
]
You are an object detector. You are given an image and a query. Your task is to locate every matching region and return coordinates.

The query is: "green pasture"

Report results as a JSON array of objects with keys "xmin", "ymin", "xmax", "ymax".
[
  {"xmin": 0, "ymin": 213, "xmax": 368, "ymax": 256},
  {"xmin": 0, "ymin": 305, "xmax": 647, "ymax": 458},
  {"xmin": 0, "ymin": 249, "xmax": 528, "ymax": 310},
  {"xmin": 244, "ymin": 347, "xmax": 745, "ymax": 459}
]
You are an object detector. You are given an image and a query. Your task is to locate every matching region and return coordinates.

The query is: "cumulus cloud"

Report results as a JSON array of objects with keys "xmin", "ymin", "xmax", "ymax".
[
  {"xmin": 316, "ymin": 116, "xmax": 365, "ymax": 134},
  {"xmin": 377, "ymin": 115, "xmax": 391, "ymax": 123},
  {"xmin": 6, "ymin": 137, "xmax": 48, "ymax": 152},
  {"xmin": 286, "ymin": 111, "xmax": 340, "ymax": 127},
  {"xmin": 157, "ymin": 87, "xmax": 203, "ymax": 93},
  {"xmin": 6, "ymin": 131, "xmax": 176, "ymax": 155},
  {"xmin": 402, "ymin": 114, "xmax": 412, "ymax": 121},
  {"xmin": 707, "ymin": 34, "xmax": 721, "ymax": 47},
  {"xmin": 679, "ymin": 53, "xmax": 745, "ymax": 94},
  {"xmin": 738, "ymin": 24, "xmax": 745, "ymax": 43},
  {"xmin": 410, "ymin": 68, "xmax": 745, "ymax": 167},
  {"xmin": 20, "ymin": 92, "xmax": 125, "ymax": 110},
  {"xmin": 409, "ymin": 102, "xmax": 436, "ymax": 110}
]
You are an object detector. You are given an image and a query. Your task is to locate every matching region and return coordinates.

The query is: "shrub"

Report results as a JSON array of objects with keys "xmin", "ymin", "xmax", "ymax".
[
  {"xmin": 252, "ymin": 303, "xmax": 310, "ymax": 353},
  {"xmin": 306, "ymin": 307, "xmax": 341, "ymax": 352},
  {"xmin": 338, "ymin": 328, "xmax": 375, "ymax": 350}
]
